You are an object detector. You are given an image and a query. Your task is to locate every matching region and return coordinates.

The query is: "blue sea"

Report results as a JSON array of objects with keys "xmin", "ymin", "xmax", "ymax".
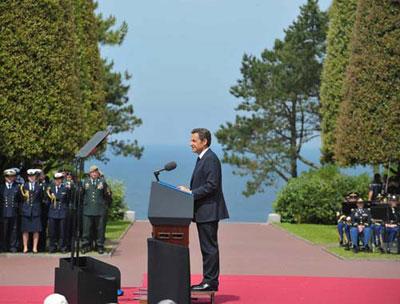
[{"xmin": 89, "ymin": 144, "xmax": 370, "ymax": 223}]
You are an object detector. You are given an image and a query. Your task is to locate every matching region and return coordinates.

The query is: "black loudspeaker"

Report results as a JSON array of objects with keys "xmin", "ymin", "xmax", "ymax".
[
  {"xmin": 148, "ymin": 238, "xmax": 191, "ymax": 304},
  {"xmin": 54, "ymin": 257, "xmax": 120, "ymax": 304}
]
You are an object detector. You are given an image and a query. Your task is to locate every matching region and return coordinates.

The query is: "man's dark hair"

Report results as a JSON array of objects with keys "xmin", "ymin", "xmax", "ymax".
[{"xmin": 192, "ymin": 128, "xmax": 212, "ymax": 147}]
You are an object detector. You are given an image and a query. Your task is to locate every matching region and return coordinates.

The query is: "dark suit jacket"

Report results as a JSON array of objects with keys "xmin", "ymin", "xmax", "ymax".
[{"xmin": 190, "ymin": 148, "xmax": 229, "ymax": 223}]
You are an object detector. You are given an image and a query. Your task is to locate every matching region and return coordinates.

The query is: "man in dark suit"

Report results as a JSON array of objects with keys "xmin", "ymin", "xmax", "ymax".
[{"xmin": 179, "ymin": 128, "xmax": 229, "ymax": 292}]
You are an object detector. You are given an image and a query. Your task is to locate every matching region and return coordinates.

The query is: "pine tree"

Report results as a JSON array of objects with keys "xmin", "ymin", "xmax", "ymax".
[{"xmin": 216, "ymin": 0, "xmax": 328, "ymax": 196}]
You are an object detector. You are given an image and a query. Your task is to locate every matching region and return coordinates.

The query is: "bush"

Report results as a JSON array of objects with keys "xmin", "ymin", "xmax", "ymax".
[
  {"xmin": 107, "ymin": 179, "xmax": 128, "ymax": 221},
  {"xmin": 273, "ymin": 166, "xmax": 369, "ymax": 224}
]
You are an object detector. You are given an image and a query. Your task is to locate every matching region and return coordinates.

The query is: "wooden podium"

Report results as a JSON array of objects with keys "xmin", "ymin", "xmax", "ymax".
[{"xmin": 147, "ymin": 181, "xmax": 194, "ymax": 304}]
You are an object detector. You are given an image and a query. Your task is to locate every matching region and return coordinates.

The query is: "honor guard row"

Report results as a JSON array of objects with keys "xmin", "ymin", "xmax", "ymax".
[
  {"xmin": 337, "ymin": 191, "xmax": 400, "ymax": 254},
  {"xmin": 0, "ymin": 165, "xmax": 111, "ymax": 255}
]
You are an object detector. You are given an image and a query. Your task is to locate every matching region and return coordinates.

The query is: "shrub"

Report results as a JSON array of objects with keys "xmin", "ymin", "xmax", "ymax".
[
  {"xmin": 273, "ymin": 166, "xmax": 369, "ymax": 224},
  {"xmin": 107, "ymin": 179, "xmax": 128, "ymax": 221}
]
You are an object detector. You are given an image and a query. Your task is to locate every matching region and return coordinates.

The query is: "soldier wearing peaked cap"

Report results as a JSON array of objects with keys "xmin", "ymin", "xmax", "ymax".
[
  {"xmin": 0, "ymin": 169, "xmax": 22, "ymax": 252},
  {"xmin": 80, "ymin": 165, "xmax": 111, "ymax": 255},
  {"xmin": 350, "ymin": 199, "xmax": 372, "ymax": 253},
  {"xmin": 383, "ymin": 195, "xmax": 400, "ymax": 254},
  {"xmin": 20, "ymin": 169, "xmax": 44, "ymax": 253},
  {"xmin": 47, "ymin": 172, "xmax": 71, "ymax": 253}
]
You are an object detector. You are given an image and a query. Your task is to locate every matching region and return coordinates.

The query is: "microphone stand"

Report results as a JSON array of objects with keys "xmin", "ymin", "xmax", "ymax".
[{"xmin": 70, "ymin": 157, "xmax": 83, "ymax": 268}]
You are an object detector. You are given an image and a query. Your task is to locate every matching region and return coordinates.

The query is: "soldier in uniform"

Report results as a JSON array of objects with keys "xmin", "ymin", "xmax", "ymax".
[
  {"xmin": 47, "ymin": 172, "xmax": 71, "ymax": 253},
  {"xmin": 21, "ymin": 169, "xmax": 44, "ymax": 253},
  {"xmin": 368, "ymin": 173, "xmax": 383, "ymax": 202},
  {"xmin": 383, "ymin": 195, "xmax": 399, "ymax": 254},
  {"xmin": 337, "ymin": 192, "xmax": 358, "ymax": 249},
  {"xmin": 0, "ymin": 169, "xmax": 22, "ymax": 252},
  {"xmin": 350, "ymin": 199, "xmax": 372, "ymax": 253},
  {"xmin": 63, "ymin": 172, "xmax": 75, "ymax": 251},
  {"xmin": 81, "ymin": 165, "xmax": 110, "ymax": 254},
  {"xmin": 37, "ymin": 169, "xmax": 50, "ymax": 252}
]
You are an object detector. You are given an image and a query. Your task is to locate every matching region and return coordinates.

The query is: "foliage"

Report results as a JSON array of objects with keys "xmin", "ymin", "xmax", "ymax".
[
  {"xmin": 334, "ymin": 0, "xmax": 400, "ymax": 166},
  {"xmin": 273, "ymin": 165, "xmax": 369, "ymax": 224},
  {"xmin": 0, "ymin": 1, "xmax": 142, "ymax": 172},
  {"xmin": 0, "ymin": 0, "xmax": 83, "ymax": 169},
  {"xmin": 107, "ymin": 179, "xmax": 128, "ymax": 221},
  {"xmin": 319, "ymin": 0, "xmax": 357, "ymax": 163},
  {"xmin": 216, "ymin": 0, "xmax": 328, "ymax": 196},
  {"xmin": 95, "ymin": 4, "xmax": 143, "ymax": 159}
]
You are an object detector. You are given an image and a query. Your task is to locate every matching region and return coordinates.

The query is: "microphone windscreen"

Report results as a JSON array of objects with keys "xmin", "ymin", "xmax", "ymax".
[{"xmin": 164, "ymin": 161, "xmax": 177, "ymax": 171}]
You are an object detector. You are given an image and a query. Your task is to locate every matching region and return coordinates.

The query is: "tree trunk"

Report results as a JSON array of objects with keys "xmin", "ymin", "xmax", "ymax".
[{"xmin": 290, "ymin": 100, "xmax": 298, "ymax": 178}]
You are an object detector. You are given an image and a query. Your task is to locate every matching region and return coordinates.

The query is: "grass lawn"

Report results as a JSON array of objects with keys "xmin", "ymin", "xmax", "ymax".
[
  {"xmin": 276, "ymin": 223, "xmax": 400, "ymax": 260},
  {"xmin": 277, "ymin": 223, "xmax": 337, "ymax": 245},
  {"xmin": 105, "ymin": 220, "xmax": 132, "ymax": 241}
]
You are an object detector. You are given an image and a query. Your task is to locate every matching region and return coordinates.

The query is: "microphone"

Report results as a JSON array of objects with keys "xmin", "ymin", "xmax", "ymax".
[{"xmin": 154, "ymin": 161, "xmax": 177, "ymax": 181}]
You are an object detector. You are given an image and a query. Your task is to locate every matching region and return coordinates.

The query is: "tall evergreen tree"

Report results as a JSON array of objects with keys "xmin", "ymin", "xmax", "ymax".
[
  {"xmin": 0, "ymin": 0, "xmax": 83, "ymax": 169},
  {"xmin": 216, "ymin": 0, "xmax": 328, "ymax": 196},
  {"xmin": 335, "ymin": 0, "xmax": 400, "ymax": 166},
  {"xmin": 319, "ymin": 0, "xmax": 357, "ymax": 163},
  {"xmin": 95, "ymin": 8, "xmax": 143, "ymax": 158},
  {"xmin": 0, "ymin": 1, "xmax": 143, "ymax": 171}
]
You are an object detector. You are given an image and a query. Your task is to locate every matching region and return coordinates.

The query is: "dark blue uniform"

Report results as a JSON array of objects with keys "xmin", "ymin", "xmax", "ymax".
[
  {"xmin": 47, "ymin": 183, "xmax": 70, "ymax": 252},
  {"xmin": 39, "ymin": 180, "xmax": 49, "ymax": 251},
  {"xmin": 383, "ymin": 206, "xmax": 399, "ymax": 253},
  {"xmin": 0, "ymin": 182, "xmax": 21, "ymax": 252},
  {"xmin": 21, "ymin": 182, "xmax": 43, "ymax": 233},
  {"xmin": 350, "ymin": 207, "xmax": 372, "ymax": 252}
]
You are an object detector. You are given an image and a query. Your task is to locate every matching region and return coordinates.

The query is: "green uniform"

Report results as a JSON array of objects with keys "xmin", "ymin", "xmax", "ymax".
[{"xmin": 81, "ymin": 177, "xmax": 110, "ymax": 251}]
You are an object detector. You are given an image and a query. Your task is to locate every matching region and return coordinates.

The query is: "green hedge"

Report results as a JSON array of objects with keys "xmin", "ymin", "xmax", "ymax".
[
  {"xmin": 107, "ymin": 179, "xmax": 128, "ymax": 221},
  {"xmin": 273, "ymin": 166, "xmax": 369, "ymax": 224}
]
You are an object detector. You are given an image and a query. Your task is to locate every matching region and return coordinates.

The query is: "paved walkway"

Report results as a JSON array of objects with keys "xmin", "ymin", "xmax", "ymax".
[{"xmin": 0, "ymin": 221, "xmax": 399, "ymax": 286}]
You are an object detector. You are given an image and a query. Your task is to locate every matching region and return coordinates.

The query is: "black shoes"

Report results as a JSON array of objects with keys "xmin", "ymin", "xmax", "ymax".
[
  {"xmin": 80, "ymin": 247, "xmax": 89, "ymax": 254},
  {"xmin": 97, "ymin": 247, "xmax": 105, "ymax": 255},
  {"xmin": 191, "ymin": 282, "xmax": 218, "ymax": 292}
]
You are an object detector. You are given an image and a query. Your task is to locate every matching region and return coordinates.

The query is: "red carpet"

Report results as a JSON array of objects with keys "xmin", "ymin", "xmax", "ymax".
[{"xmin": 1, "ymin": 275, "xmax": 399, "ymax": 303}]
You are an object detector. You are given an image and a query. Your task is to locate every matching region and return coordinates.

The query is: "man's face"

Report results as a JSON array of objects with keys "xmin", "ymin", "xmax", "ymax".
[
  {"xmin": 55, "ymin": 178, "xmax": 62, "ymax": 186},
  {"xmin": 28, "ymin": 175, "xmax": 37, "ymax": 183},
  {"xmin": 90, "ymin": 170, "xmax": 99, "ymax": 179},
  {"xmin": 5, "ymin": 175, "xmax": 16, "ymax": 183},
  {"xmin": 190, "ymin": 133, "xmax": 208, "ymax": 154}
]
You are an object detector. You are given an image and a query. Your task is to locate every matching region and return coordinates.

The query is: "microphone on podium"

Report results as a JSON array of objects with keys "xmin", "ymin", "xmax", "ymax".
[{"xmin": 154, "ymin": 161, "xmax": 177, "ymax": 181}]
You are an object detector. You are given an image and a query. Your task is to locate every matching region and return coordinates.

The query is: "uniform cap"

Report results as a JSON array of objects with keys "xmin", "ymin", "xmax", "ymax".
[
  {"xmin": 27, "ymin": 169, "xmax": 37, "ymax": 176},
  {"xmin": 3, "ymin": 169, "xmax": 16, "ymax": 176},
  {"xmin": 89, "ymin": 165, "xmax": 99, "ymax": 173},
  {"xmin": 11, "ymin": 167, "xmax": 20, "ymax": 174},
  {"xmin": 54, "ymin": 172, "xmax": 64, "ymax": 179}
]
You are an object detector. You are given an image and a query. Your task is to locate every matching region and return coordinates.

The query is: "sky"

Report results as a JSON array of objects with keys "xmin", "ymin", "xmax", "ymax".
[{"xmin": 97, "ymin": 0, "xmax": 332, "ymax": 148}]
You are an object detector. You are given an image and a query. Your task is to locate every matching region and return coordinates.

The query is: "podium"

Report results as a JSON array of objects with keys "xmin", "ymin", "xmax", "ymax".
[{"xmin": 147, "ymin": 181, "xmax": 194, "ymax": 304}]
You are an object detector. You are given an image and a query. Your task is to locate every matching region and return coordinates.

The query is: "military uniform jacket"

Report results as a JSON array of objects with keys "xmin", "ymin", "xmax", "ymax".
[
  {"xmin": 0, "ymin": 182, "xmax": 21, "ymax": 218},
  {"xmin": 351, "ymin": 208, "xmax": 371, "ymax": 227},
  {"xmin": 21, "ymin": 182, "xmax": 43, "ymax": 217},
  {"xmin": 47, "ymin": 183, "xmax": 70, "ymax": 219},
  {"xmin": 82, "ymin": 177, "xmax": 109, "ymax": 216},
  {"xmin": 387, "ymin": 207, "xmax": 400, "ymax": 225}
]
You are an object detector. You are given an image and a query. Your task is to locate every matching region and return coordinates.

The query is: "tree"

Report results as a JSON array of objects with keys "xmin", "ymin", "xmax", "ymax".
[
  {"xmin": 319, "ymin": 0, "xmax": 357, "ymax": 163},
  {"xmin": 334, "ymin": 0, "xmax": 400, "ymax": 166},
  {"xmin": 216, "ymin": 0, "xmax": 328, "ymax": 196},
  {"xmin": 96, "ymin": 6, "xmax": 143, "ymax": 159},
  {"xmin": 0, "ymin": 1, "xmax": 143, "ymax": 172},
  {"xmin": 0, "ymin": 0, "xmax": 83, "ymax": 170}
]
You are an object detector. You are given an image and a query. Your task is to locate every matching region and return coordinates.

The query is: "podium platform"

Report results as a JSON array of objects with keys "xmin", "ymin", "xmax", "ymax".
[{"xmin": 147, "ymin": 181, "xmax": 194, "ymax": 304}]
